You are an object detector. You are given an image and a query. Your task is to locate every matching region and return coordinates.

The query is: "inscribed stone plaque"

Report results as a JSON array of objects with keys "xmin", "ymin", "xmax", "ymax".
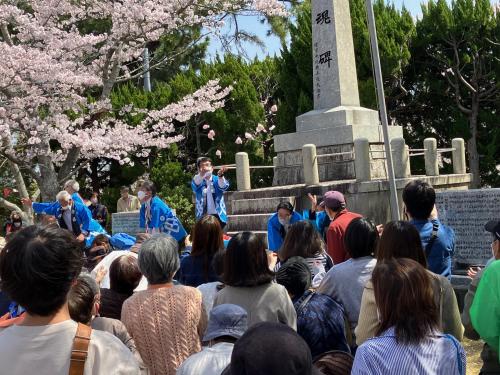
[
  {"xmin": 436, "ymin": 189, "xmax": 500, "ymax": 269},
  {"xmin": 311, "ymin": 0, "xmax": 360, "ymax": 109},
  {"xmin": 112, "ymin": 211, "xmax": 141, "ymax": 235}
]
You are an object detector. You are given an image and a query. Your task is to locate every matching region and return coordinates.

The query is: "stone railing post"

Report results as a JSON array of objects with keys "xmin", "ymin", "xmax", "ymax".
[
  {"xmin": 404, "ymin": 145, "xmax": 411, "ymax": 177},
  {"xmin": 302, "ymin": 144, "xmax": 319, "ymax": 185},
  {"xmin": 424, "ymin": 138, "xmax": 439, "ymax": 176},
  {"xmin": 391, "ymin": 138, "xmax": 409, "ymax": 179},
  {"xmin": 354, "ymin": 138, "xmax": 371, "ymax": 182},
  {"xmin": 452, "ymin": 138, "xmax": 466, "ymax": 174},
  {"xmin": 235, "ymin": 152, "xmax": 251, "ymax": 191}
]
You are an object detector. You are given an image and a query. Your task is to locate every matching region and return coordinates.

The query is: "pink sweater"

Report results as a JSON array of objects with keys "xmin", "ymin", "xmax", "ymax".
[{"xmin": 121, "ymin": 286, "xmax": 207, "ymax": 375}]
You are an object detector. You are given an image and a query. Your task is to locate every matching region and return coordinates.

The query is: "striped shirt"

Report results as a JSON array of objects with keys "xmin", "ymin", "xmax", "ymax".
[{"xmin": 351, "ymin": 327, "xmax": 466, "ymax": 375}]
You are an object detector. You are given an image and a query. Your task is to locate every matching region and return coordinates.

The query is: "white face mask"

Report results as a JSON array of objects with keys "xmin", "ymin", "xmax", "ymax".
[
  {"xmin": 61, "ymin": 205, "xmax": 70, "ymax": 211},
  {"xmin": 13, "ymin": 222, "xmax": 21, "ymax": 227},
  {"xmin": 278, "ymin": 217, "xmax": 290, "ymax": 226},
  {"xmin": 91, "ymin": 198, "xmax": 98, "ymax": 205},
  {"xmin": 137, "ymin": 191, "xmax": 146, "ymax": 201}
]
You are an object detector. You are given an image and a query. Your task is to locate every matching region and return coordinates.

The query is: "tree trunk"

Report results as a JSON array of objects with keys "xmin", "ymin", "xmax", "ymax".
[
  {"xmin": 467, "ymin": 97, "xmax": 481, "ymax": 188},
  {"xmin": 90, "ymin": 159, "xmax": 100, "ymax": 192},
  {"xmin": 37, "ymin": 153, "xmax": 61, "ymax": 201},
  {"xmin": 194, "ymin": 121, "xmax": 202, "ymax": 156}
]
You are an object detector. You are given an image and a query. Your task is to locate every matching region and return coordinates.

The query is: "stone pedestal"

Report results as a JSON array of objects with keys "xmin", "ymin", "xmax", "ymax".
[{"xmin": 273, "ymin": 119, "xmax": 403, "ymax": 185}]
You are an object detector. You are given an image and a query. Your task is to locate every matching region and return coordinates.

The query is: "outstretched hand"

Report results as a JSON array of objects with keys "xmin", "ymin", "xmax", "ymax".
[
  {"xmin": 307, "ymin": 193, "xmax": 318, "ymax": 211},
  {"xmin": 21, "ymin": 197, "xmax": 32, "ymax": 207},
  {"xmin": 217, "ymin": 166, "xmax": 227, "ymax": 177}
]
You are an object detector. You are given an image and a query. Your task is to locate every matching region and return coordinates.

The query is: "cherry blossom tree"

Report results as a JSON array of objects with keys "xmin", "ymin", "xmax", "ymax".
[{"xmin": 0, "ymin": 0, "xmax": 286, "ymax": 215}]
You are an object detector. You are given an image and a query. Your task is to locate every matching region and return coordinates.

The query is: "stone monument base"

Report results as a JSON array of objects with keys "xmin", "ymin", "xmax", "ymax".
[{"xmin": 273, "ymin": 121, "xmax": 403, "ymax": 185}]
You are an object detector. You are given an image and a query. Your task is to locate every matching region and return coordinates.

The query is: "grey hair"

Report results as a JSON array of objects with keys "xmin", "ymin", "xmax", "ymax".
[
  {"xmin": 138, "ymin": 233, "xmax": 179, "ymax": 284},
  {"xmin": 64, "ymin": 179, "xmax": 80, "ymax": 192},
  {"xmin": 56, "ymin": 190, "xmax": 71, "ymax": 202},
  {"xmin": 78, "ymin": 272, "xmax": 100, "ymax": 296}
]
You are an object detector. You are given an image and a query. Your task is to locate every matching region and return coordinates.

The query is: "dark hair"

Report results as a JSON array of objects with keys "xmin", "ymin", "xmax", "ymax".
[
  {"xmin": 344, "ymin": 218, "xmax": 378, "ymax": 258},
  {"xmin": 313, "ymin": 351, "xmax": 354, "ymax": 375},
  {"xmin": 223, "ymin": 232, "xmax": 274, "ymax": 287},
  {"xmin": 191, "ymin": 215, "xmax": 224, "ymax": 282},
  {"xmin": 276, "ymin": 201, "xmax": 293, "ymax": 213},
  {"xmin": 212, "ymin": 249, "xmax": 226, "ymax": 279},
  {"xmin": 402, "ymin": 180, "xmax": 436, "ymax": 220},
  {"xmin": 376, "ymin": 221, "xmax": 427, "ymax": 267},
  {"xmin": 373, "ymin": 258, "xmax": 438, "ymax": 344},
  {"xmin": 196, "ymin": 156, "xmax": 212, "ymax": 169},
  {"xmin": 109, "ymin": 255, "xmax": 142, "ymax": 295},
  {"xmin": 279, "ymin": 221, "xmax": 324, "ymax": 262},
  {"xmin": 10, "ymin": 211, "xmax": 21, "ymax": 221},
  {"xmin": 141, "ymin": 180, "xmax": 157, "ymax": 196},
  {"xmin": 68, "ymin": 276, "xmax": 97, "ymax": 324},
  {"xmin": 91, "ymin": 234, "xmax": 109, "ymax": 248},
  {"xmin": 120, "ymin": 186, "xmax": 130, "ymax": 192},
  {"xmin": 0, "ymin": 226, "xmax": 83, "ymax": 316},
  {"xmin": 91, "ymin": 192, "xmax": 99, "ymax": 199},
  {"xmin": 276, "ymin": 256, "xmax": 312, "ymax": 297}
]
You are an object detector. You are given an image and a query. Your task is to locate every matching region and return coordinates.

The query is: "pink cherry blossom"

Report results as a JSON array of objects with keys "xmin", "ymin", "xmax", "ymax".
[
  {"xmin": 207, "ymin": 130, "xmax": 216, "ymax": 140},
  {"xmin": 270, "ymin": 104, "xmax": 278, "ymax": 113},
  {"xmin": 256, "ymin": 123, "xmax": 266, "ymax": 133},
  {"xmin": 0, "ymin": 0, "xmax": 286, "ymax": 200},
  {"xmin": 269, "ymin": 125, "xmax": 276, "ymax": 131},
  {"xmin": 215, "ymin": 149, "xmax": 222, "ymax": 158},
  {"xmin": 235, "ymin": 137, "xmax": 243, "ymax": 145},
  {"xmin": 203, "ymin": 124, "xmax": 210, "ymax": 129}
]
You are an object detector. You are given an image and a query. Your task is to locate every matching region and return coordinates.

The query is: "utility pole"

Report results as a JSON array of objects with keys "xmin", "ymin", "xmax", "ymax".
[{"xmin": 365, "ymin": 0, "xmax": 400, "ymax": 220}]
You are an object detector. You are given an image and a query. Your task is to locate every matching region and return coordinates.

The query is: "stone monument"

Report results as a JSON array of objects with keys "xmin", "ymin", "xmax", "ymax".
[
  {"xmin": 436, "ymin": 188, "xmax": 500, "ymax": 270},
  {"xmin": 273, "ymin": 0, "xmax": 403, "ymax": 185},
  {"xmin": 112, "ymin": 211, "xmax": 141, "ymax": 235}
]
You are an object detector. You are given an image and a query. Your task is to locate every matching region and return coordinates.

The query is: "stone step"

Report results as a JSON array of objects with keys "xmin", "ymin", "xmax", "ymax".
[
  {"xmin": 230, "ymin": 196, "xmax": 296, "ymax": 215},
  {"xmin": 226, "ymin": 213, "xmax": 270, "ymax": 232}
]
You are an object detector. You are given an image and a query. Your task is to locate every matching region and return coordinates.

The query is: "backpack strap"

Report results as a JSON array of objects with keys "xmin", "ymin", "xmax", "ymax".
[
  {"xmin": 425, "ymin": 222, "xmax": 440, "ymax": 258},
  {"xmin": 69, "ymin": 323, "xmax": 92, "ymax": 375}
]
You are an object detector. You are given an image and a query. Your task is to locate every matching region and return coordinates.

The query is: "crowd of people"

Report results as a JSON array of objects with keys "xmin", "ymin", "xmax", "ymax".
[{"xmin": 0, "ymin": 170, "xmax": 499, "ymax": 374}]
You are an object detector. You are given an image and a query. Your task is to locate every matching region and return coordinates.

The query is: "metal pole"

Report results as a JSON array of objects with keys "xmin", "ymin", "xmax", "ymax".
[
  {"xmin": 143, "ymin": 48, "xmax": 151, "ymax": 92},
  {"xmin": 365, "ymin": 0, "xmax": 400, "ymax": 220}
]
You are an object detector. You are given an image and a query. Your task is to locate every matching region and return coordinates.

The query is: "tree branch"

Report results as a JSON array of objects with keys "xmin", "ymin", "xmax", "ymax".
[
  {"xmin": 57, "ymin": 146, "xmax": 81, "ymax": 182},
  {"xmin": 1, "ymin": 24, "xmax": 14, "ymax": 47}
]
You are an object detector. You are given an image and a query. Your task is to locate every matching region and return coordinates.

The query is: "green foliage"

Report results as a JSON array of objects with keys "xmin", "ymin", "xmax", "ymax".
[
  {"xmin": 400, "ymin": 0, "xmax": 499, "ymax": 186},
  {"xmin": 150, "ymin": 147, "xmax": 195, "ymax": 232}
]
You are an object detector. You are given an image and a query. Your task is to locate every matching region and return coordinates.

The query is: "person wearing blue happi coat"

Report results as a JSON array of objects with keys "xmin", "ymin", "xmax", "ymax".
[
  {"xmin": 267, "ymin": 201, "xmax": 303, "ymax": 252},
  {"xmin": 29, "ymin": 191, "xmax": 106, "ymax": 234},
  {"xmin": 138, "ymin": 181, "xmax": 187, "ymax": 241},
  {"xmin": 191, "ymin": 157, "xmax": 229, "ymax": 227},
  {"xmin": 24, "ymin": 190, "xmax": 99, "ymax": 245}
]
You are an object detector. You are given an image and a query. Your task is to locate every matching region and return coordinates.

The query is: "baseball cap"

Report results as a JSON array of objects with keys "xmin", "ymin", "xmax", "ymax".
[
  {"xmin": 485, "ymin": 220, "xmax": 500, "ymax": 241},
  {"xmin": 321, "ymin": 191, "xmax": 346, "ymax": 210},
  {"xmin": 203, "ymin": 304, "xmax": 248, "ymax": 342}
]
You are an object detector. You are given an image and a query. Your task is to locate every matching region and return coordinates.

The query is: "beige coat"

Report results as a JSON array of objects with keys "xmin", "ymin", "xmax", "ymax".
[
  {"xmin": 117, "ymin": 195, "xmax": 141, "ymax": 212},
  {"xmin": 355, "ymin": 271, "xmax": 464, "ymax": 346}
]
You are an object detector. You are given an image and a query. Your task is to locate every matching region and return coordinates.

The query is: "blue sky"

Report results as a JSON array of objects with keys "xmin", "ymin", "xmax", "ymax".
[{"xmin": 206, "ymin": 0, "xmax": 494, "ymax": 60}]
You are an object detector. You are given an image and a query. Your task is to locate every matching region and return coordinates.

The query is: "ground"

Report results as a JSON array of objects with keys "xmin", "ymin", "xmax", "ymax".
[{"xmin": 465, "ymin": 337, "xmax": 484, "ymax": 374}]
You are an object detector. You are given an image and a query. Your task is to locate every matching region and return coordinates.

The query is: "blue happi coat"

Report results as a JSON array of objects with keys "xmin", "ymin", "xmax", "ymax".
[
  {"xmin": 32, "ymin": 193, "xmax": 106, "ymax": 234},
  {"xmin": 267, "ymin": 211, "xmax": 303, "ymax": 252},
  {"xmin": 191, "ymin": 175, "xmax": 229, "ymax": 223},
  {"xmin": 140, "ymin": 196, "xmax": 187, "ymax": 241}
]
